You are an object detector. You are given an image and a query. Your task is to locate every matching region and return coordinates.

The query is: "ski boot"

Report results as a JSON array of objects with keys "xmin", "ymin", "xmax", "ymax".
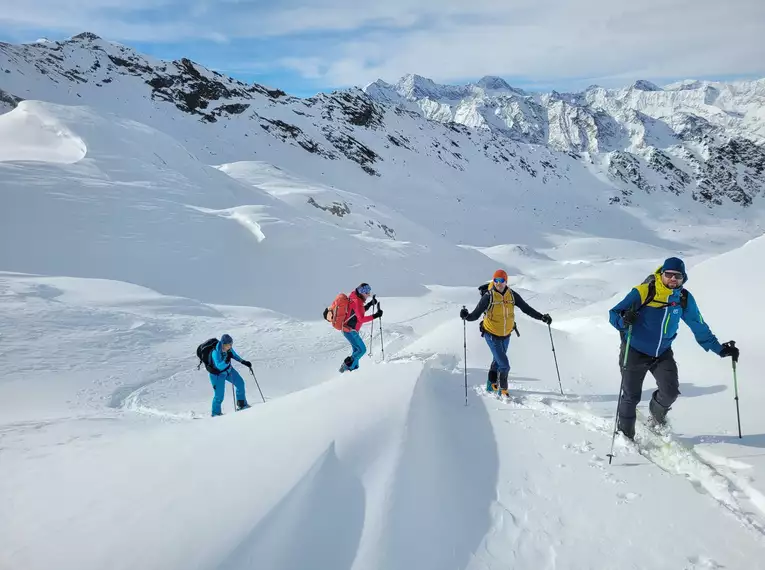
[
  {"xmin": 486, "ymin": 369, "xmax": 498, "ymax": 393},
  {"xmin": 339, "ymin": 356, "xmax": 354, "ymax": 373},
  {"xmin": 237, "ymin": 400, "xmax": 251, "ymax": 411},
  {"xmin": 617, "ymin": 416, "xmax": 636, "ymax": 440},
  {"xmin": 648, "ymin": 390, "xmax": 670, "ymax": 426}
]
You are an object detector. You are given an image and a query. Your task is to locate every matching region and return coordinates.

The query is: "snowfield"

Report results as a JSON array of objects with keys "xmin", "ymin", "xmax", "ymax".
[{"xmin": 2, "ymin": 37, "xmax": 765, "ymax": 570}]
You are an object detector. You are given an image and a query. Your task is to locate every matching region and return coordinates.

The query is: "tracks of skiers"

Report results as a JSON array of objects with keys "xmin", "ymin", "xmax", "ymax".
[
  {"xmin": 477, "ymin": 383, "xmax": 765, "ymax": 538},
  {"xmin": 110, "ymin": 325, "xmax": 765, "ymax": 538}
]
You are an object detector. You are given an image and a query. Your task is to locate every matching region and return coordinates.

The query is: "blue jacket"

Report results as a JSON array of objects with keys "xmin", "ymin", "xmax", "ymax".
[
  {"xmin": 211, "ymin": 341, "xmax": 243, "ymax": 374},
  {"xmin": 609, "ymin": 269, "xmax": 722, "ymax": 358}
]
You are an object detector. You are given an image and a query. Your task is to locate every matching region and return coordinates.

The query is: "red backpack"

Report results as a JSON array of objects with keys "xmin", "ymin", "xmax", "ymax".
[{"xmin": 325, "ymin": 293, "xmax": 352, "ymax": 332}]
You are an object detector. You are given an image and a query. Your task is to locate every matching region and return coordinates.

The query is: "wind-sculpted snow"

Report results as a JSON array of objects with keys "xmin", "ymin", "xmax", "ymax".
[{"xmin": 2, "ymin": 233, "xmax": 765, "ymax": 568}]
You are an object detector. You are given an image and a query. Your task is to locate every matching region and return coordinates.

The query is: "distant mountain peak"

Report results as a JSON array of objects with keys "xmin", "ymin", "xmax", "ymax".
[
  {"xmin": 70, "ymin": 32, "xmax": 102, "ymax": 42},
  {"xmin": 631, "ymin": 80, "xmax": 662, "ymax": 92},
  {"xmin": 475, "ymin": 76, "xmax": 511, "ymax": 90}
]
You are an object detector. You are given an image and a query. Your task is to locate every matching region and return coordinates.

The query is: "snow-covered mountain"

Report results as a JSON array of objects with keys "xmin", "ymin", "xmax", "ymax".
[
  {"xmin": 367, "ymin": 73, "xmax": 765, "ymax": 207},
  {"xmin": 3, "ymin": 33, "xmax": 765, "ymax": 220},
  {"xmin": 3, "ymin": 33, "xmax": 765, "ymax": 570}
]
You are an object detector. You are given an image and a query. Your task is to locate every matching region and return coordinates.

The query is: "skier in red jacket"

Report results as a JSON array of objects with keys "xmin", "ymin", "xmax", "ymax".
[{"xmin": 339, "ymin": 283, "xmax": 382, "ymax": 372}]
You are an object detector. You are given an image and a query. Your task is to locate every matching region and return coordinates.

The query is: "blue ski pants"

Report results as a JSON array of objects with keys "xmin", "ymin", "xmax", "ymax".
[
  {"xmin": 485, "ymin": 332, "xmax": 511, "ymax": 374},
  {"xmin": 209, "ymin": 367, "xmax": 246, "ymax": 415},
  {"xmin": 342, "ymin": 330, "xmax": 367, "ymax": 371}
]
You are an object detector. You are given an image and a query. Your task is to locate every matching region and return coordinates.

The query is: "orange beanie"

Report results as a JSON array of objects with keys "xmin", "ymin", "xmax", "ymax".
[{"xmin": 493, "ymin": 269, "xmax": 508, "ymax": 281}]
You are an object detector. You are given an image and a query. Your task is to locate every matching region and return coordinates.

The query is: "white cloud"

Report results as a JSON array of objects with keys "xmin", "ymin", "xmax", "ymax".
[
  {"xmin": 2, "ymin": 0, "xmax": 763, "ymax": 88},
  {"xmin": 306, "ymin": 0, "xmax": 765, "ymax": 87}
]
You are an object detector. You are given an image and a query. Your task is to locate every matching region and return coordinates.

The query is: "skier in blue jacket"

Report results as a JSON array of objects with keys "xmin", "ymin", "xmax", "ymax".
[
  {"xmin": 608, "ymin": 257, "xmax": 739, "ymax": 439},
  {"xmin": 209, "ymin": 333, "xmax": 252, "ymax": 417}
]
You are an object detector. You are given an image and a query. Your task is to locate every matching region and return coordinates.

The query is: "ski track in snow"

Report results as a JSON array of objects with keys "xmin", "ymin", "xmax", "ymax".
[{"xmin": 476, "ymin": 383, "xmax": 765, "ymax": 539}]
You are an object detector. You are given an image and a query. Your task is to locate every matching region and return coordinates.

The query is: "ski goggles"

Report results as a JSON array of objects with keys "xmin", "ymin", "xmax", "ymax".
[
  {"xmin": 493, "ymin": 277, "xmax": 506, "ymax": 284},
  {"xmin": 358, "ymin": 284, "xmax": 372, "ymax": 295},
  {"xmin": 662, "ymin": 271, "xmax": 684, "ymax": 281}
]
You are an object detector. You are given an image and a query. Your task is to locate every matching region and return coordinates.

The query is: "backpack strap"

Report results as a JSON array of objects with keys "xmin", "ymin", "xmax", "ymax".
[
  {"xmin": 638, "ymin": 277, "xmax": 688, "ymax": 310},
  {"xmin": 639, "ymin": 278, "xmax": 656, "ymax": 310}
]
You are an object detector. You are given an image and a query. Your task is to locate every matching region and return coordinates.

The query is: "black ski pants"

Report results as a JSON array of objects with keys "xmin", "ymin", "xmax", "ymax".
[{"xmin": 618, "ymin": 343, "xmax": 679, "ymax": 420}]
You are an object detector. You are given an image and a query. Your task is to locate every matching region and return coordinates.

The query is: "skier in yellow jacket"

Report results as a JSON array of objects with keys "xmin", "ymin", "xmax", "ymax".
[{"xmin": 460, "ymin": 269, "xmax": 552, "ymax": 396}]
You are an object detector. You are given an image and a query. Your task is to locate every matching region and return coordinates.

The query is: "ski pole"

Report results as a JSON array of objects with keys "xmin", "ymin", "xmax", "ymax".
[
  {"xmin": 249, "ymin": 367, "xmax": 266, "ymax": 403},
  {"xmin": 730, "ymin": 341, "xmax": 742, "ymax": 438},
  {"xmin": 368, "ymin": 314, "xmax": 374, "ymax": 357},
  {"xmin": 368, "ymin": 295, "xmax": 375, "ymax": 357},
  {"xmin": 463, "ymin": 305, "xmax": 468, "ymax": 406},
  {"xmin": 608, "ymin": 325, "xmax": 633, "ymax": 464},
  {"xmin": 378, "ymin": 308, "xmax": 385, "ymax": 362},
  {"xmin": 232, "ymin": 382, "xmax": 237, "ymax": 412},
  {"xmin": 547, "ymin": 323, "xmax": 564, "ymax": 396}
]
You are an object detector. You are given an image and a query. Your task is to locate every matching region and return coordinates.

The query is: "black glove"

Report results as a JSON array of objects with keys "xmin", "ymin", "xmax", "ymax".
[
  {"xmin": 460, "ymin": 308, "xmax": 469, "ymax": 320},
  {"xmin": 241, "ymin": 360, "xmax": 252, "ymax": 368},
  {"xmin": 622, "ymin": 309, "xmax": 638, "ymax": 326},
  {"xmin": 719, "ymin": 341, "xmax": 739, "ymax": 362},
  {"xmin": 373, "ymin": 309, "xmax": 383, "ymax": 319},
  {"xmin": 541, "ymin": 314, "xmax": 552, "ymax": 325}
]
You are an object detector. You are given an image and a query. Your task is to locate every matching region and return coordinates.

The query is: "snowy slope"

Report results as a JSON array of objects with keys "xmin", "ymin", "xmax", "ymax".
[
  {"xmin": 3, "ymin": 34, "xmax": 765, "ymax": 570},
  {"xmin": 2, "ymin": 33, "xmax": 765, "ymax": 246},
  {"xmin": 3, "ymin": 243, "xmax": 765, "ymax": 569},
  {"xmin": 0, "ymin": 100, "xmax": 498, "ymax": 314}
]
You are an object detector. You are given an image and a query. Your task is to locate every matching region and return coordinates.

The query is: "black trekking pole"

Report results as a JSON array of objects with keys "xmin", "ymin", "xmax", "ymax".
[
  {"xmin": 378, "ymin": 305, "xmax": 385, "ymax": 362},
  {"xmin": 368, "ymin": 295, "xmax": 376, "ymax": 357},
  {"xmin": 547, "ymin": 323, "xmax": 564, "ymax": 396},
  {"xmin": 368, "ymin": 315, "xmax": 374, "ymax": 357},
  {"xmin": 608, "ymin": 325, "xmax": 633, "ymax": 465},
  {"xmin": 730, "ymin": 342, "xmax": 742, "ymax": 438},
  {"xmin": 249, "ymin": 367, "xmax": 266, "ymax": 403},
  {"xmin": 463, "ymin": 305, "xmax": 468, "ymax": 406}
]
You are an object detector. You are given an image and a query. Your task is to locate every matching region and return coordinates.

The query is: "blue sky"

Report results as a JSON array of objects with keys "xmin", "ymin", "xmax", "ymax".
[{"xmin": 1, "ymin": 0, "xmax": 763, "ymax": 97}]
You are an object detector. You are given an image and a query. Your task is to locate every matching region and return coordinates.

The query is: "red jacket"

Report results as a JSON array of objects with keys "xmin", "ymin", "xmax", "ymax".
[{"xmin": 348, "ymin": 291, "xmax": 374, "ymax": 331}]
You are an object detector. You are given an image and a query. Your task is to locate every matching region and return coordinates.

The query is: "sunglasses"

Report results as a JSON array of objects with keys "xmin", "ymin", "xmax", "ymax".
[
  {"xmin": 663, "ymin": 271, "xmax": 684, "ymax": 281},
  {"xmin": 493, "ymin": 277, "xmax": 506, "ymax": 284}
]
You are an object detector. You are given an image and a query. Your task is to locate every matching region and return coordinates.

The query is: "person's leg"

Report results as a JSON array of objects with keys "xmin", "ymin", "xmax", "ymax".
[
  {"xmin": 617, "ymin": 344, "xmax": 652, "ymax": 437},
  {"xmin": 210, "ymin": 372, "xmax": 226, "ymax": 416},
  {"xmin": 340, "ymin": 331, "xmax": 356, "ymax": 371},
  {"xmin": 227, "ymin": 368, "xmax": 249, "ymax": 408},
  {"xmin": 649, "ymin": 348, "xmax": 680, "ymax": 424},
  {"xmin": 348, "ymin": 331, "xmax": 367, "ymax": 370},
  {"xmin": 497, "ymin": 336, "xmax": 511, "ymax": 391},
  {"xmin": 487, "ymin": 360, "xmax": 498, "ymax": 392},
  {"xmin": 485, "ymin": 333, "xmax": 510, "ymax": 392}
]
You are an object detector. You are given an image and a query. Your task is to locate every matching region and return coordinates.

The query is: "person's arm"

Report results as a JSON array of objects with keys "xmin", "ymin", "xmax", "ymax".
[
  {"xmin": 512, "ymin": 291, "xmax": 544, "ymax": 321},
  {"xmin": 211, "ymin": 346, "xmax": 229, "ymax": 371},
  {"xmin": 609, "ymin": 288, "xmax": 642, "ymax": 331},
  {"xmin": 681, "ymin": 291, "xmax": 723, "ymax": 354},
  {"xmin": 463, "ymin": 294, "xmax": 490, "ymax": 321}
]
